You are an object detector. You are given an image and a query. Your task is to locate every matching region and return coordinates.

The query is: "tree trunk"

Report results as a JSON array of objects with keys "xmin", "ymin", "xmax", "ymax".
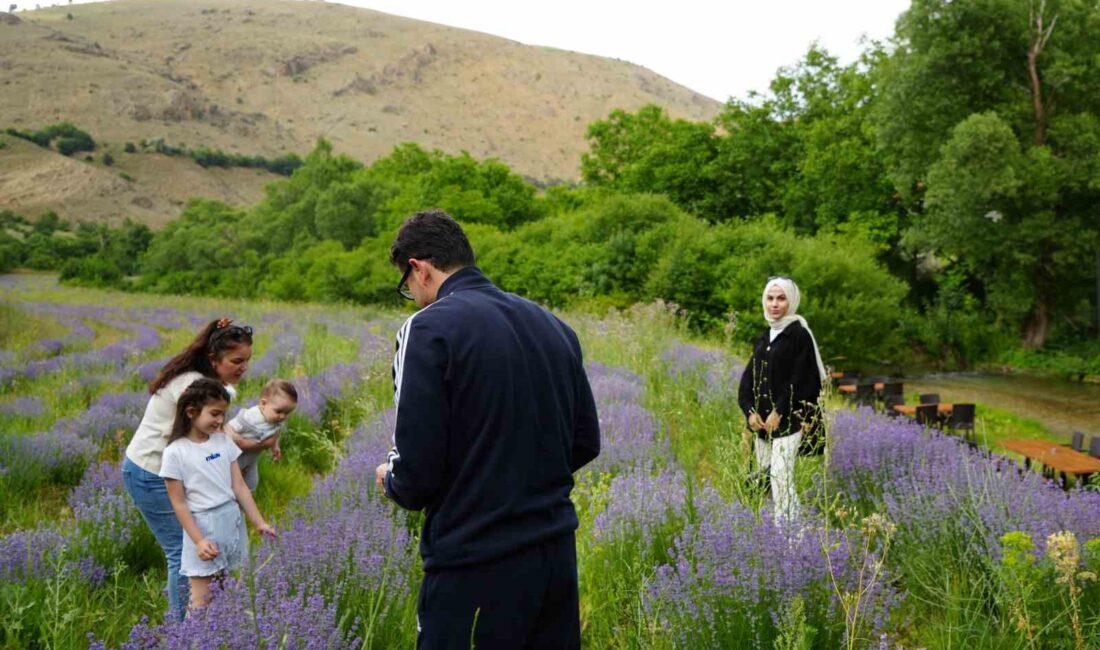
[
  {"xmin": 1023, "ymin": 246, "xmax": 1056, "ymax": 349},
  {"xmin": 1027, "ymin": 1, "xmax": 1057, "ymax": 146},
  {"xmin": 1027, "ymin": 49, "xmax": 1045, "ymax": 146},
  {"xmin": 1022, "ymin": 298, "xmax": 1051, "ymax": 349}
]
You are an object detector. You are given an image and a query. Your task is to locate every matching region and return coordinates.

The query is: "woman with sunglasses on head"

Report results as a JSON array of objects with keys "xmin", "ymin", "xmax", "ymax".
[
  {"xmin": 737, "ymin": 277, "xmax": 826, "ymax": 524},
  {"xmin": 122, "ymin": 318, "xmax": 253, "ymax": 621}
]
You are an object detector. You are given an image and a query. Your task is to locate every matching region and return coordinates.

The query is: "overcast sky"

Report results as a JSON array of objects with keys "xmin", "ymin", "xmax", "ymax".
[{"xmin": 29, "ymin": 0, "xmax": 912, "ymax": 102}]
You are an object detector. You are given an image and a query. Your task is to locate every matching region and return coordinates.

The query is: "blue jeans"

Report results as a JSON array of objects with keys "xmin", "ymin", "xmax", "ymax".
[{"xmin": 122, "ymin": 456, "xmax": 189, "ymax": 621}]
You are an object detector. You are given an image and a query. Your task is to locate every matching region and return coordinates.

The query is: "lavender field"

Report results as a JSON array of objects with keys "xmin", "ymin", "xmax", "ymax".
[{"xmin": 1, "ymin": 274, "xmax": 1097, "ymax": 649}]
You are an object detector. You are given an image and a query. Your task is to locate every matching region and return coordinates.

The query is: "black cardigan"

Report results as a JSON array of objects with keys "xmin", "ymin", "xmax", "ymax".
[{"xmin": 737, "ymin": 321, "xmax": 823, "ymax": 438}]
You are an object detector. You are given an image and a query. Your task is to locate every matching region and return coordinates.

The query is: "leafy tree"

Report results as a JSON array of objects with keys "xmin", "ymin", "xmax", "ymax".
[
  {"xmin": 877, "ymin": 0, "xmax": 1100, "ymax": 346},
  {"xmin": 313, "ymin": 174, "xmax": 391, "ymax": 249},
  {"xmin": 139, "ymin": 199, "xmax": 250, "ymax": 296},
  {"xmin": 581, "ymin": 105, "xmax": 719, "ymax": 217}
]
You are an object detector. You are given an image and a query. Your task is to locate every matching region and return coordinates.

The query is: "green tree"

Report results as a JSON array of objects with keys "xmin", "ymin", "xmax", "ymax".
[
  {"xmin": 581, "ymin": 105, "xmax": 719, "ymax": 217},
  {"xmin": 877, "ymin": 0, "xmax": 1100, "ymax": 347},
  {"xmin": 140, "ymin": 199, "xmax": 250, "ymax": 296}
]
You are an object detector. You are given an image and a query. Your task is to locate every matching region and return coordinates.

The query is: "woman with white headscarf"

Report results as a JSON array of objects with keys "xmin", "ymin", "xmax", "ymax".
[{"xmin": 737, "ymin": 276, "xmax": 826, "ymax": 523}]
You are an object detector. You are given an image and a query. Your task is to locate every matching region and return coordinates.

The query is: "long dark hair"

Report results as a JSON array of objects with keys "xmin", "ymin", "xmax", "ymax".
[
  {"xmin": 168, "ymin": 378, "xmax": 230, "ymax": 445},
  {"xmin": 149, "ymin": 319, "xmax": 254, "ymax": 394}
]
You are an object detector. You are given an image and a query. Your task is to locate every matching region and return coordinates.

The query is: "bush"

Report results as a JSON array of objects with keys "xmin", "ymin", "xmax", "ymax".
[
  {"xmin": 123, "ymin": 142, "xmax": 136, "ymax": 153},
  {"xmin": 60, "ymin": 255, "xmax": 123, "ymax": 286},
  {"xmin": 55, "ymin": 133, "xmax": 96, "ymax": 156},
  {"xmin": 101, "ymin": 152, "xmax": 114, "ymax": 166}
]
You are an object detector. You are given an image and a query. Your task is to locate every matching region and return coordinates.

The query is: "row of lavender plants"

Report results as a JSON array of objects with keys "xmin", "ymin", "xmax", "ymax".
[
  {"xmin": 581, "ymin": 346, "xmax": 904, "ymax": 649},
  {"xmin": 0, "ymin": 294, "xmax": 398, "ymax": 648},
  {"xmin": 825, "ymin": 408, "xmax": 1100, "ymax": 647},
  {"xmin": 0, "ymin": 302, "xmax": 185, "ymax": 389}
]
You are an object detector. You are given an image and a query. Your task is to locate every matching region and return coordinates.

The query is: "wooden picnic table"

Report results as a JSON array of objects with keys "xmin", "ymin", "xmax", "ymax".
[
  {"xmin": 838, "ymin": 382, "xmax": 885, "ymax": 394},
  {"xmin": 1001, "ymin": 439, "xmax": 1100, "ymax": 488},
  {"xmin": 892, "ymin": 403, "xmax": 953, "ymax": 416}
]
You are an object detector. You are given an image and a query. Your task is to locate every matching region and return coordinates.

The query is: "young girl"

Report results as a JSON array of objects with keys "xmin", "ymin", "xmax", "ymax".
[{"xmin": 159, "ymin": 377, "xmax": 275, "ymax": 611}]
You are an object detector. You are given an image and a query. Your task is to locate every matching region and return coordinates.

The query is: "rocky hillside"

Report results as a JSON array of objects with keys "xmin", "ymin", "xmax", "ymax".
[{"xmin": 0, "ymin": 0, "xmax": 720, "ymax": 226}]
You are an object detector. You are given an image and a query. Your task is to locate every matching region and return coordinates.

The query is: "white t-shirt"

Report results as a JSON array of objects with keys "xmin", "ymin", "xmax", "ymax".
[
  {"xmin": 159, "ymin": 432, "xmax": 242, "ymax": 513},
  {"xmin": 126, "ymin": 371, "xmax": 204, "ymax": 474},
  {"xmin": 228, "ymin": 405, "xmax": 283, "ymax": 442}
]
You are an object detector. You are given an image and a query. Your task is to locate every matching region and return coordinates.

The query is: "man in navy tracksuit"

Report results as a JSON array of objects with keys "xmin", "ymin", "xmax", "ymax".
[{"xmin": 373, "ymin": 209, "xmax": 600, "ymax": 649}]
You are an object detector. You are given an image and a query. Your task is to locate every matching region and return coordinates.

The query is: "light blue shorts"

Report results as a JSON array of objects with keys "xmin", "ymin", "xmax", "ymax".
[{"xmin": 180, "ymin": 500, "xmax": 248, "ymax": 577}]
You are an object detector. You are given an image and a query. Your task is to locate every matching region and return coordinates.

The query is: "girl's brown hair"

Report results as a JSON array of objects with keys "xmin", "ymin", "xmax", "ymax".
[
  {"xmin": 167, "ymin": 378, "xmax": 231, "ymax": 446},
  {"xmin": 148, "ymin": 319, "xmax": 254, "ymax": 394}
]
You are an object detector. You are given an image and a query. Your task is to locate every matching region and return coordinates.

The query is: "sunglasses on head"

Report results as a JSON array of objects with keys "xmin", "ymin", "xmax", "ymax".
[{"xmin": 210, "ymin": 324, "xmax": 253, "ymax": 345}]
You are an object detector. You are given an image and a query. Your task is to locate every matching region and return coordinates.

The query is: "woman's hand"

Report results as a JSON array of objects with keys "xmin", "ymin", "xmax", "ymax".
[
  {"xmin": 748, "ymin": 412, "xmax": 765, "ymax": 432},
  {"xmin": 197, "ymin": 538, "xmax": 219, "ymax": 561},
  {"xmin": 257, "ymin": 522, "xmax": 277, "ymax": 539},
  {"xmin": 764, "ymin": 411, "xmax": 782, "ymax": 433}
]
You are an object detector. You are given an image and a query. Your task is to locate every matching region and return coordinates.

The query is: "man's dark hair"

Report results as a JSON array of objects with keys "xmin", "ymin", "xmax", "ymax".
[{"xmin": 390, "ymin": 209, "xmax": 476, "ymax": 273}]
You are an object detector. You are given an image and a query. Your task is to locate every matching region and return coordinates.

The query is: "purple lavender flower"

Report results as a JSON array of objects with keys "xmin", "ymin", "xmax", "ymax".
[
  {"xmin": 661, "ymin": 343, "xmax": 745, "ymax": 403},
  {"xmin": 51, "ymin": 391, "xmax": 147, "ymax": 447},
  {"xmin": 586, "ymin": 402, "xmax": 668, "ymax": 473},
  {"xmin": 647, "ymin": 496, "xmax": 901, "ymax": 646},
  {"xmin": 593, "ymin": 464, "xmax": 688, "ymax": 545},
  {"xmin": 249, "ymin": 327, "xmax": 304, "ymax": 380},
  {"xmin": 0, "ymin": 396, "xmax": 46, "ymax": 418},
  {"xmin": 828, "ymin": 408, "xmax": 1100, "ymax": 560},
  {"xmin": 69, "ymin": 461, "xmax": 145, "ymax": 562},
  {"xmin": 0, "ymin": 430, "xmax": 97, "ymax": 488},
  {"xmin": 0, "ymin": 525, "xmax": 70, "ymax": 582}
]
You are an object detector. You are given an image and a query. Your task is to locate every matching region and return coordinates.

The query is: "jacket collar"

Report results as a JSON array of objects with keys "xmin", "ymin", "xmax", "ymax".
[
  {"xmin": 437, "ymin": 266, "xmax": 494, "ymax": 299},
  {"xmin": 762, "ymin": 320, "xmax": 802, "ymax": 343}
]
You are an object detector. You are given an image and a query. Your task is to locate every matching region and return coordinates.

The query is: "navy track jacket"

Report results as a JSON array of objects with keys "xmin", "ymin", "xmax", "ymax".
[{"xmin": 383, "ymin": 267, "xmax": 600, "ymax": 570}]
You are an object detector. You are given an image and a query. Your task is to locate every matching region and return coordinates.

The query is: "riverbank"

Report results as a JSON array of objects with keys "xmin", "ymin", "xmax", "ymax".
[{"xmin": 905, "ymin": 372, "xmax": 1100, "ymax": 445}]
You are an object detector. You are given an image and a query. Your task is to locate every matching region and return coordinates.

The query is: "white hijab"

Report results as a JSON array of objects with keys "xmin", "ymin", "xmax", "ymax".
[{"xmin": 762, "ymin": 277, "xmax": 828, "ymax": 382}]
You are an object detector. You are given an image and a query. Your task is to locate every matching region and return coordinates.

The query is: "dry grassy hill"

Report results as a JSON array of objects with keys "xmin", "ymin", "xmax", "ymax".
[{"xmin": 0, "ymin": 0, "xmax": 721, "ymax": 227}]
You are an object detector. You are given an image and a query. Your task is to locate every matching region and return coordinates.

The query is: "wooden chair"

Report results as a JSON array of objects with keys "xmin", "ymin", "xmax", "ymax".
[
  {"xmin": 919, "ymin": 393, "xmax": 940, "ymax": 405},
  {"xmin": 1070, "ymin": 431, "xmax": 1085, "ymax": 452},
  {"xmin": 1090, "ymin": 436, "xmax": 1100, "ymax": 459},
  {"xmin": 882, "ymin": 382, "xmax": 904, "ymax": 398}
]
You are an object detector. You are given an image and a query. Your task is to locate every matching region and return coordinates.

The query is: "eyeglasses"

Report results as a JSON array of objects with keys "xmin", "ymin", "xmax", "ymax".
[{"xmin": 396, "ymin": 256, "xmax": 432, "ymax": 300}]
